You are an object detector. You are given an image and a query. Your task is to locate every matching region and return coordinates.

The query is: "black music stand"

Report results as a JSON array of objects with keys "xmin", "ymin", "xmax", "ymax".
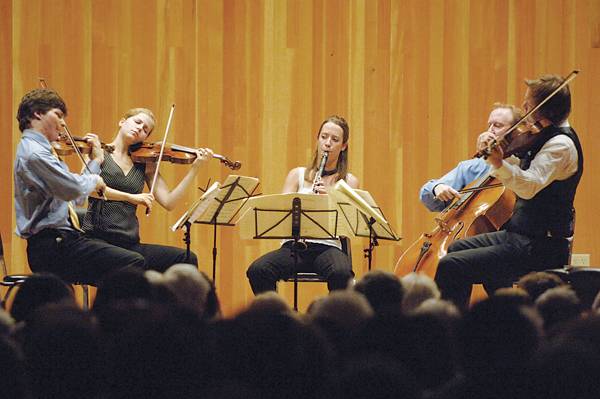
[
  {"xmin": 332, "ymin": 182, "xmax": 400, "ymax": 270},
  {"xmin": 239, "ymin": 193, "xmax": 342, "ymax": 310},
  {"xmin": 172, "ymin": 175, "xmax": 260, "ymax": 283}
]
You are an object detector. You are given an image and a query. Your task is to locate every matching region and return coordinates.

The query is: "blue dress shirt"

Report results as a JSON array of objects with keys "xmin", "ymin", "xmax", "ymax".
[
  {"xmin": 419, "ymin": 158, "xmax": 491, "ymax": 212},
  {"xmin": 14, "ymin": 129, "xmax": 101, "ymax": 238}
]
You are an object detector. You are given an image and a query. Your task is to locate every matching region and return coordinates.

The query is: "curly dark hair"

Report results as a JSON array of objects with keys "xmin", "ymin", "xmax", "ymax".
[{"xmin": 16, "ymin": 88, "xmax": 67, "ymax": 132}]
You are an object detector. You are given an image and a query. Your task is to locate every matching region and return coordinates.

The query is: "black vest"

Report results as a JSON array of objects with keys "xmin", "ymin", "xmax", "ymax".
[{"xmin": 504, "ymin": 125, "xmax": 584, "ymax": 238}]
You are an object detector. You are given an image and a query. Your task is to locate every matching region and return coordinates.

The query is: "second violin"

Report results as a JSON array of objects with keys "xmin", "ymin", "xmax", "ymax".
[{"xmin": 130, "ymin": 142, "xmax": 241, "ymax": 170}]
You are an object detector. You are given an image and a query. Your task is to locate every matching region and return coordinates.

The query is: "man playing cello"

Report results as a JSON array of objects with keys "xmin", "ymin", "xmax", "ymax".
[{"xmin": 420, "ymin": 103, "xmax": 522, "ymax": 211}]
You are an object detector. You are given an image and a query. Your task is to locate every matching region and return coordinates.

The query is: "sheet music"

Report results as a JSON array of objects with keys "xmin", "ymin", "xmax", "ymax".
[
  {"xmin": 331, "ymin": 182, "xmax": 400, "ymax": 241},
  {"xmin": 170, "ymin": 182, "xmax": 220, "ymax": 231},
  {"xmin": 189, "ymin": 182, "xmax": 221, "ymax": 223},
  {"xmin": 331, "ymin": 180, "xmax": 388, "ymax": 225},
  {"xmin": 196, "ymin": 175, "xmax": 260, "ymax": 224}
]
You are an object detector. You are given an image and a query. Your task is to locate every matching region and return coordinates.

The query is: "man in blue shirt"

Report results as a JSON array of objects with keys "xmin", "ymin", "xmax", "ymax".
[
  {"xmin": 419, "ymin": 104, "xmax": 522, "ymax": 212},
  {"xmin": 14, "ymin": 88, "xmax": 145, "ymax": 284}
]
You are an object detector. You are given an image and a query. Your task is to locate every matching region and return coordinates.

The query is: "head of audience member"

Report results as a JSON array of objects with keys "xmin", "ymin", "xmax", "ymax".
[
  {"xmin": 548, "ymin": 314, "xmax": 600, "ymax": 362},
  {"xmin": 245, "ymin": 291, "xmax": 293, "ymax": 316},
  {"xmin": 153, "ymin": 264, "xmax": 221, "ymax": 320},
  {"xmin": 10, "ymin": 273, "xmax": 75, "ymax": 323},
  {"xmin": 526, "ymin": 339, "xmax": 600, "ymax": 399},
  {"xmin": 492, "ymin": 286, "xmax": 533, "ymax": 307},
  {"xmin": 20, "ymin": 303, "xmax": 104, "ymax": 399},
  {"xmin": 517, "ymin": 271, "xmax": 566, "ymax": 302},
  {"xmin": 412, "ymin": 298, "xmax": 461, "ymax": 329},
  {"xmin": 210, "ymin": 310, "xmax": 331, "ymax": 399},
  {"xmin": 103, "ymin": 301, "xmax": 209, "ymax": 399},
  {"xmin": 93, "ymin": 267, "xmax": 156, "ymax": 318},
  {"xmin": 0, "ymin": 335, "xmax": 28, "ymax": 398},
  {"xmin": 457, "ymin": 296, "xmax": 541, "ymax": 380},
  {"xmin": 347, "ymin": 311, "xmax": 457, "ymax": 393},
  {"xmin": 400, "ymin": 272, "xmax": 440, "ymax": 314},
  {"xmin": 535, "ymin": 286, "xmax": 582, "ymax": 333},
  {"xmin": 307, "ymin": 291, "xmax": 374, "ymax": 355},
  {"xmin": 592, "ymin": 290, "xmax": 600, "ymax": 314},
  {"xmin": 0, "ymin": 308, "xmax": 15, "ymax": 338},
  {"xmin": 16, "ymin": 88, "xmax": 67, "ymax": 132},
  {"xmin": 331, "ymin": 353, "xmax": 419, "ymax": 399},
  {"xmin": 307, "ymin": 290, "xmax": 374, "ymax": 331},
  {"xmin": 354, "ymin": 270, "xmax": 404, "ymax": 315}
]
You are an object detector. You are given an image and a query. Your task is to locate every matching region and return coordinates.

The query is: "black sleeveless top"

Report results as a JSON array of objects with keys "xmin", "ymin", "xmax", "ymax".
[
  {"xmin": 82, "ymin": 151, "xmax": 146, "ymax": 245},
  {"xmin": 504, "ymin": 126, "xmax": 583, "ymax": 238}
]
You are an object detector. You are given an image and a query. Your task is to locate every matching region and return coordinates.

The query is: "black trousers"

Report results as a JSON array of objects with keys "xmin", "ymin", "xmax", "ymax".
[
  {"xmin": 27, "ymin": 229, "xmax": 198, "ymax": 285},
  {"xmin": 110, "ymin": 240, "xmax": 198, "ymax": 272},
  {"xmin": 246, "ymin": 241, "xmax": 354, "ymax": 294},
  {"xmin": 434, "ymin": 230, "xmax": 570, "ymax": 309},
  {"xmin": 27, "ymin": 229, "xmax": 146, "ymax": 284}
]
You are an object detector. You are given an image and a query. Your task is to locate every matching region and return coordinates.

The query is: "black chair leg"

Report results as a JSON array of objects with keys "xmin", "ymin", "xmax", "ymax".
[{"xmin": 293, "ymin": 276, "xmax": 299, "ymax": 311}]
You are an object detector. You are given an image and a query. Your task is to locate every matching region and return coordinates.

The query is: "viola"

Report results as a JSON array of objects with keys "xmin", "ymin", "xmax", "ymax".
[
  {"xmin": 39, "ymin": 77, "xmax": 106, "ymax": 199},
  {"xmin": 130, "ymin": 142, "xmax": 242, "ymax": 170},
  {"xmin": 475, "ymin": 70, "xmax": 579, "ymax": 159},
  {"xmin": 474, "ymin": 119, "xmax": 550, "ymax": 160},
  {"xmin": 52, "ymin": 133, "xmax": 115, "ymax": 156}
]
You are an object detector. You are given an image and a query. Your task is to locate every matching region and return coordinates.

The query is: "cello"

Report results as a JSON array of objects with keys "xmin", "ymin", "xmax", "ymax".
[{"xmin": 394, "ymin": 175, "xmax": 515, "ymax": 279}]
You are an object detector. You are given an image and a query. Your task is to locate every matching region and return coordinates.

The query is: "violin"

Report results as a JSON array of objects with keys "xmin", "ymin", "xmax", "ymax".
[
  {"xmin": 52, "ymin": 133, "xmax": 115, "ymax": 156},
  {"xmin": 130, "ymin": 142, "xmax": 242, "ymax": 170}
]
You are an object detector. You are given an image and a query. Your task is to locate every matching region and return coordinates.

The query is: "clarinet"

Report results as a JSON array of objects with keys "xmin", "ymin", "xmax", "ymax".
[{"xmin": 312, "ymin": 151, "xmax": 329, "ymax": 193}]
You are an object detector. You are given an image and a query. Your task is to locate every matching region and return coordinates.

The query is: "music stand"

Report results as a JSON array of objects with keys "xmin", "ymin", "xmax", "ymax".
[
  {"xmin": 331, "ymin": 180, "xmax": 401, "ymax": 270},
  {"xmin": 172, "ymin": 175, "xmax": 260, "ymax": 282},
  {"xmin": 238, "ymin": 193, "xmax": 345, "ymax": 310}
]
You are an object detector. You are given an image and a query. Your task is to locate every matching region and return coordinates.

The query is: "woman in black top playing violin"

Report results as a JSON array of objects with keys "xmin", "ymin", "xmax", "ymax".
[{"xmin": 82, "ymin": 107, "xmax": 213, "ymax": 271}]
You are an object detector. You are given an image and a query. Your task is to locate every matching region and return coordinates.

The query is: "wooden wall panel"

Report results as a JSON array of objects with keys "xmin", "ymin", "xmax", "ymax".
[
  {"xmin": 3, "ymin": 0, "xmax": 599, "ymax": 315},
  {"xmin": 1, "ymin": 0, "xmax": 12, "ymax": 279}
]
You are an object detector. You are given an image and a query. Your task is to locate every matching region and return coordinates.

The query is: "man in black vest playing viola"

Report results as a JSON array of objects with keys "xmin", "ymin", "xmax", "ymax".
[{"xmin": 435, "ymin": 74, "xmax": 583, "ymax": 309}]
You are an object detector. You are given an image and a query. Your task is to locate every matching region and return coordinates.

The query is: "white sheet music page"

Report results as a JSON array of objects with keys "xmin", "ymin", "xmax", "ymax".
[
  {"xmin": 196, "ymin": 175, "xmax": 260, "ymax": 224},
  {"xmin": 170, "ymin": 181, "xmax": 220, "ymax": 231}
]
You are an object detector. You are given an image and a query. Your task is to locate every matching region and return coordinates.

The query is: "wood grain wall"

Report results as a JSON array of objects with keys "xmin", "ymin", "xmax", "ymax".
[{"xmin": 2, "ymin": 0, "xmax": 599, "ymax": 314}]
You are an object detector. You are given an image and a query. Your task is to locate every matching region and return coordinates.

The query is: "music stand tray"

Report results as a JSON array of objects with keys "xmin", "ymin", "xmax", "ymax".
[
  {"xmin": 330, "ymin": 180, "xmax": 401, "ymax": 270},
  {"xmin": 237, "ymin": 193, "xmax": 348, "ymax": 241},
  {"xmin": 237, "ymin": 193, "xmax": 346, "ymax": 310},
  {"xmin": 172, "ymin": 175, "xmax": 260, "ymax": 282}
]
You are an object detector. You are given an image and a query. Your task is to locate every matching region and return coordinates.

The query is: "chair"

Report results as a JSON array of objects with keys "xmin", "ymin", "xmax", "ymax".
[
  {"xmin": 1, "ymin": 232, "xmax": 30, "ymax": 309},
  {"xmin": 567, "ymin": 267, "xmax": 600, "ymax": 310},
  {"xmin": 283, "ymin": 237, "xmax": 352, "ymax": 311},
  {"xmin": 1, "ymin": 230, "xmax": 93, "ymax": 311}
]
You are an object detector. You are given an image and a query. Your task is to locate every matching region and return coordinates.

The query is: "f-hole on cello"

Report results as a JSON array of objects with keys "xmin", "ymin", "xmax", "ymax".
[{"xmin": 393, "ymin": 175, "xmax": 515, "ymax": 279}]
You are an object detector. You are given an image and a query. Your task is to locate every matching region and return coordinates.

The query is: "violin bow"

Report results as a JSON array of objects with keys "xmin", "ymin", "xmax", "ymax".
[
  {"xmin": 147, "ymin": 103, "xmax": 176, "ymax": 215},
  {"xmin": 39, "ymin": 78, "xmax": 106, "ymax": 199}
]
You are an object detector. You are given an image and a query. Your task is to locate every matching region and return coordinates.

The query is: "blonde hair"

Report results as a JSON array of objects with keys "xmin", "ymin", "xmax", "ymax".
[
  {"xmin": 401, "ymin": 273, "xmax": 441, "ymax": 313},
  {"xmin": 492, "ymin": 102, "xmax": 523, "ymax": 124},
  {"xmin": 122, "ymin": 107, "xmax": 156, "ymax": 135}
]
